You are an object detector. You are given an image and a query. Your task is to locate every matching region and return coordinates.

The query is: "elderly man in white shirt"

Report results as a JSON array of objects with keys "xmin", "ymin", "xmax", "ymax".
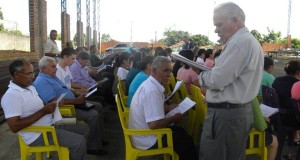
[
  {"xmin": 129, "ymin": 56, "xmax": 196, "ymax": 160},
  {"xmin": 1, "ymin": 58, "xmax": 89, "ymax": 160},
  {"xmin": 197, "ymin": 2, "xmax": 264, "ymax": 160}
]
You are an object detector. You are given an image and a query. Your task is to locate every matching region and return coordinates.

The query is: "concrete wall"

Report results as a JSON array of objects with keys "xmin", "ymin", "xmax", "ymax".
[{"xmin": 0, "ymin": 32, "xmax": 30, "ymax": 51}]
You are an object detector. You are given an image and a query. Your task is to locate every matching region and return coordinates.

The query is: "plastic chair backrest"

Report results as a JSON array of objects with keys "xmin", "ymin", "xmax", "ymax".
[
  {"xmin": 115, "ymin": 94, "xmax": 178, "ymax": 160},
  {"xmin": 190, "ymin": 84, "xmax": 207, "ymax": 144},
  {"xmin": 117, "ymin": 83, "xmax": 130, "ymax": 112},
  {"xmin": 59, "ymin": 105, "xmax": 76, "ymax": 115},
  {"xmin": 245, "ymin": 129, "xmax": 267, "ymax": 160},
  {"xmin": 262, "ymin": 85, "xmax": 280, "ymax": 108},
  {"xmin": 18, "ymin": 126, "xmax": 69, "ymax": 160}
]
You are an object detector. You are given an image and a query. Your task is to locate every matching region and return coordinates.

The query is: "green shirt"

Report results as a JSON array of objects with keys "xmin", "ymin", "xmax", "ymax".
[
  {"xmin": 258, "ymin": 71, "xmax": 275, "ymax": 96},
  {"xmin": 89, "ymin": 53, "xmax": 102, "ymax": 67}
]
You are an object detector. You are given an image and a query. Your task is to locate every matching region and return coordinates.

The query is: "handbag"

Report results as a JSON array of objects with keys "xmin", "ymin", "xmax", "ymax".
[{"xmin": 251, "ymin": 97, "xmax": 267, "ymax": 131}]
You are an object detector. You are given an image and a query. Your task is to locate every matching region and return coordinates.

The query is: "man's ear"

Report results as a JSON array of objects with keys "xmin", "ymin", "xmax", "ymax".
[
  {"xmin": 233, "ymin": 17, "xmax": 238, "ymax": 23},
  {"xmin": 147, "ymin": 63, "xmax": 152, "ymax": 69}
]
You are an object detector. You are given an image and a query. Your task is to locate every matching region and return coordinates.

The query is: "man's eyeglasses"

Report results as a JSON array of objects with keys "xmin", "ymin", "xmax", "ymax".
[{"xmin": 19, "ymin": 71, "xmax": 35, "ymax": 77}]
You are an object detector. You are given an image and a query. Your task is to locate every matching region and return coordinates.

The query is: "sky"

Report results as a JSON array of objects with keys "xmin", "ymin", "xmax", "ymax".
[{"xmin": 0, "ymin": 0, "xmax": 299, "ymax": 44}]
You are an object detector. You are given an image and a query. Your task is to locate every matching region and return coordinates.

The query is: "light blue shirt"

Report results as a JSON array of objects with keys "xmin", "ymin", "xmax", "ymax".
[
  {"xmin": 127, "ymin": 71, "xmax": 149, "ymax": 107},
  {"xmin": 33, "ymin": 73, "xmax": 75, "ymax": 103}
]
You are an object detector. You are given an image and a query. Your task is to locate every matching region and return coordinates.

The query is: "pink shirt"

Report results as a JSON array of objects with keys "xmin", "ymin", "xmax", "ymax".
[
  {"xmin": 177, "ymin": 67, "xmax": 199, "ymax": 94},
  {"xmin": 291, "ymin": 81, "xmax": 300, "ymax": 100},
  {"xmin": 204, "ymin": 59, "xmax": 214, "ymax": 68}
]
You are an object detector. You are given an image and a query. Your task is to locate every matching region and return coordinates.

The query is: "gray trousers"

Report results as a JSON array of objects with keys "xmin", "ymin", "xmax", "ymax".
[
  {"xmin": 30, "ymin": 122, "xmax": 89, "ymax": 160},
  {"xmin": 199, "ymin": 103, "xmax": 253, "ymax": 160},
  {"xmin": 75, "ymin": 101, "xmax": 104, "ymax": 150}
]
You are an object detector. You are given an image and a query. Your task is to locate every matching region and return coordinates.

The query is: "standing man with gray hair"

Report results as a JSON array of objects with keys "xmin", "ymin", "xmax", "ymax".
[{"xmin": 197, "ymin": 2, "xmax": 263, "ymax": 160}]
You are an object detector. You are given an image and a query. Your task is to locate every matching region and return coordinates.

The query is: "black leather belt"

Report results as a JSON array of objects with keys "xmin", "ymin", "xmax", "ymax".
[{"xmin": 207, "ymin": 102, "xmax": 250, "ymax": 109}]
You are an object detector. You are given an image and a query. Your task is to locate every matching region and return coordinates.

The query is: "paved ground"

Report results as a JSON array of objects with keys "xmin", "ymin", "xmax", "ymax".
[{"xmin": 0, "ymin": 55, "xmax": 299, "ymax": 160}]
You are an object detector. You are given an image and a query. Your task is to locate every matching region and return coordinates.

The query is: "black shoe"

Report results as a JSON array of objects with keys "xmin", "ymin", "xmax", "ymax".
[
  {"xmin": 102, "ymin": 140, "xmax": 109, "ymax": 146},
  {"xmin": 87, "ymin": 149, "xmax": 108, "ymax": 156}
]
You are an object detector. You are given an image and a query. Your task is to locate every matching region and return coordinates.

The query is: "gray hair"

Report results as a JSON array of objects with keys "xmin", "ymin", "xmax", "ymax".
[
  {"xmin": 214, "ymin": 2, "xmax": 245, "ymax": 23},
  {"xmin": 151, "ymin": 56, "xmax": 172, "ymax": 71},
  {"xmin": 39, "ymin": 56, "xmax": 55, "ymax": 70},
  {"xmin": 9, "ymin": 58, "xmax": 26, "ymax": 76}
]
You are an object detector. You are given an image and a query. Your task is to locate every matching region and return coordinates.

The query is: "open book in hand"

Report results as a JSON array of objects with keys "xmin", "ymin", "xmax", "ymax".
[
  {"xmin": 260, "ymin": 104, "xmax": 279, "ymax": 117},
  {"xmin": 165, "ymin": 80, "xmax": 184, "ymax": 101},
  {"xmin": 171, "ymin": 53, "xmax": 211, "ymax": 71},
  {"xmin": 165, "ymin": 97, "xmax": 196, "ymax": 118}
]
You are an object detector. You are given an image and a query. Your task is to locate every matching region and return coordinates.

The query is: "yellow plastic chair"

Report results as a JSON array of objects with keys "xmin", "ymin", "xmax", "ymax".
[
  {"xmin": 115, "ymin": 94, "xmax": 179, "ymax": 160},
  {"xmin": 18, "ymin": 126, "xmax": 69, "ymax": 160},
  {"xmin": 59, "ymin": 105, "xmax": 76, "ymax": 115},
  {"xmin": 117, "ymin": 83, "xmax": 130, "ymax": 112},
  {"xmin": 169, "ymin": 73, "xmax": 176, "ymax": 89},
  {"xmin": 245, "ymin": 129, "xmax": 267, "ymax": 160},
  {"xmin": 190, "ymin": 84, "xmax": 207, "ymax": 144}
]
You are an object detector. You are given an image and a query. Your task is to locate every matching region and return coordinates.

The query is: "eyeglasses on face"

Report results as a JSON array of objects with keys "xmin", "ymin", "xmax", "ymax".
[{"xmin": 19, "ymin": 71, "xmax": 35, "ymax": 77}]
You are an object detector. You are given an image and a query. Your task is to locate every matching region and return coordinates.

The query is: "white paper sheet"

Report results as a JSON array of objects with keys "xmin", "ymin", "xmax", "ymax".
[
  {"xmin": 165, "ymin": 80, "xmax": 183, "ymax": 101},
  {"xmin": 171, "ymin": 53, "xmax": 211, "ymax": 71},
  {"xmin": 85, "ymin": 88, "xmax": 98, "ymax": 98},
  {"xmin": 53, "ymin": 93, "xmax": 67, "ymax": 123},
  {"xmin": 165, "ymin": 97, "xmax": 195, "ymax": 118},
  {"xmin": 97, "ymin": 64, "xmax": 106, "ymax": 73},
  {"xmin": 260, "ymin": 104, "xmax": 279, "ymax": 117}
]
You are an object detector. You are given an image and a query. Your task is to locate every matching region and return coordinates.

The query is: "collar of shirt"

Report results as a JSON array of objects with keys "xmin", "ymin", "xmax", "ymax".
[
  {"xmin": 74, "ymin": 59, "xmax": 84, "ymax": 68},
  {"xmin": 8, "ymin": 81, "xmax": 33, "ymax": 92},
  {"xmin": 49, "ymin": 38, "xmax": 57, "ymax": 45},
  {"xmin": 223, "ymin": 27, "xmax": 248, "ymax": 50},
  {"xmin": 148, "ymin": 76, "xmax": 165, "ymax": 94}
]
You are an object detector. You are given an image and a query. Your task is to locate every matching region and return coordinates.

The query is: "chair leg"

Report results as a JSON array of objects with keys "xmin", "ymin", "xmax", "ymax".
[
  {"xmin": 59, "ymin": 147, "xmax": 70, "ymax": 160},
  {"xmin": 20, "ymin": 151, "xmax": 28, "ymax": 160},
  {"xmin": 35, "ymin": 152, "xmax": 42, "ymax": 160}
]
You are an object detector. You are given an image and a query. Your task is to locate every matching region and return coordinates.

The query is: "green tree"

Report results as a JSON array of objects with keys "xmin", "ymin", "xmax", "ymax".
[
  {"xmin": 57, "ymin": 33, "xmax": 61, "ymax": 40},
  {"xmin": 101, "ymin": 33, "xmax": 112, "ymax": 42},
  {"xmin": 0, "ymin": 7, "xmax": 5, "ymax": 31},
  {"xmin": 251, "ymin": 30, "xmax": 263, "ymax": 43},
  {"xmin": 262, "ymin": 28, "xmax": 282, "ymax": 43},
  {"xmin": 159, "ymin": 28, "xmax": 189, "ymax": 46},
  {"xmin": 190, "ymin": 34, "xmax": 213, "ymax": 47},
  {"xmin": 291, "ymin": 38, "xmax": 300, "ymax": 49},
  {"xmin": 72, "ymin": 33, "xmax": 86, "ymax": 48},
  {"xmin": 10, "ymin": 29, "xmax": 22, "ymax": 36}
]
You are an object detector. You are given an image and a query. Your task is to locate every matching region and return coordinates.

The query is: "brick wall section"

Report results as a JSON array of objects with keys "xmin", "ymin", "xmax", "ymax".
[
  {"xmin": 61, "ymin": 12, "xmax": 71, "ymax": 49},
  {"xmin": 29, "ymin": 0, "xmax": 47, "ymax": 57},
  {"xmin": 86, "ymin": 26, "xmax": 91, "ymax": 47},
  {"xmin": 40, "ymin": 0, "xmax": 47, "ymax": 56},
  {"xmin": 0, "ymin": 50, "xmax": 39, "ymax": 61},
  {"xmin": 29, "ymin": 0, "xmax": 38, "ymax": 53},
  {"xmin": 262, "ymin": 43, "xmax": 287, "ymax": 52},
  {"xmin": 93, "ymin": 30, "xmax": 97, "ymax": 45},
  {"xmin": 77, "ymin": 21, "xmax": 83, "ymax": 47}
]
